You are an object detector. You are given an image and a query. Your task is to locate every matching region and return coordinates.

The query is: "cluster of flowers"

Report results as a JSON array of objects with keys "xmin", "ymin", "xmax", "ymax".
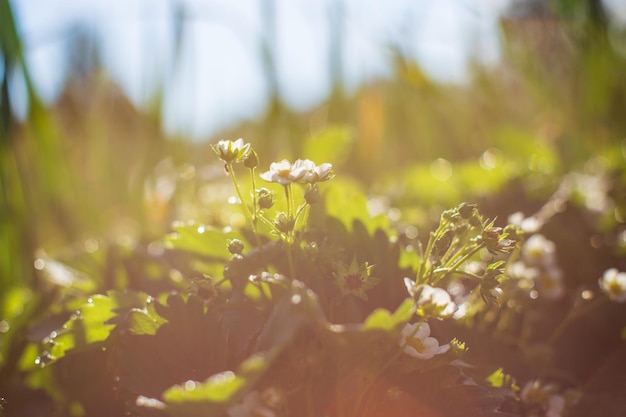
[
  {"xmin": 259, "ymin": 159, "xmax": 334, "ymax": 186},
  {"xmin": 212, "ymin": 138, "xmax": 335, "ymax": 279},
  {"xmin": 509, "ymin": 234, "xmax": 564, "ymax": 300},
  {"xmin": 211, "ymin": 138, "xmax": 334, "ymax": 186}
]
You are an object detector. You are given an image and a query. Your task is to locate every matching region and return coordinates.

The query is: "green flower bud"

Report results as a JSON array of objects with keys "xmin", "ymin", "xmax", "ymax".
[
  {"xmin": 257, "ymin": 188, "xmax": 274, "ymax": 209},
  {"xmin": 275, "ymin": 212, "xmax": 295, "ymax": 234},
  {"xmin": 243, "ymin": 148, "xmax": 259, "ymax": 169},
  {"xmin": 468, "ymin": 213, "xmax": 482, "ymax": 228},
  {"xmin": 227, "ymin": 239, "xmax": 245, "ymax": 255},
  {"xmin": 458, "ymin": 202, "xmax": 477, "ymax": 219},
  {"xmin": 304, "ymin": 187, "xmax": 320, "ymax": 205}
]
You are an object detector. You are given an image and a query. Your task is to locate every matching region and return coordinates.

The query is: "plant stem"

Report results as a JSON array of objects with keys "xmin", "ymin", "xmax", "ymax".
[
  {"xmin": 228, "ymin": 163, "xmax": 254, "ymax": 223},
  {"xmin": 285, "ymin": 240, "xmax": 296, "ymax": 279},
  {"xmin": 417, "ymin": 218, "xmax": 450, "ymax": 283},
  {"xmin": 248, "ymin": 167, "xmax": 267, "ymax": 265},
  {"xmin": 432, "ymin": 242, "xmax": 485, "ymax": 285},
  {"xmin": 283, "ymin": 184, "xmax": 297, "ymax": 278}
]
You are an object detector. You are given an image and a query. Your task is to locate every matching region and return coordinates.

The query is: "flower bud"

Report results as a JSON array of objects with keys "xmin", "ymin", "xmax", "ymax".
[
  {"xmin": 275, "ymin": 213, "xmax": 295, "ymax": 233},
  {"xmin": 243, "ymin": 148, "xmax": 259, "ymax": 169},
  {"xmin": 257, "ymin": 188, "xmax": 274, "ymax": 209},
  {"xmin": 304, "ymin": 187, "xmax": 320, "ymax": 205},
  {"xmin": 227, "ymin": 239, "xmax": 244, "ymax": 255},
  {"xmin": 468, "ymin": 213, "xmax": 482, "ymax": 228},
  {"xmin": 458, "ymin": 202, "xmax": 477, "ymax": 219}
]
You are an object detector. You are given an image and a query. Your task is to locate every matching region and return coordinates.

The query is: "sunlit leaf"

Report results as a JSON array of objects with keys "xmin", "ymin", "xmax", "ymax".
[
  {"xmin": 486, "ymin": 367, "xmax": 505, "ymax": 388},
  {"xmin": 164, "ymin": 224, "xmax": 244, "ymax": 260},
  {"xmin": 126, "ymin": 307, "xmax": 166, "ymax": 336},
  {"xmin": 153, "ymin": 353, "xmax": 272, "ymax": 417},
  {"xmin": 324, "ymin": 180, "xmax": 388, "ymax": 233},
  {"xmin": 253, "ymin": 281, "xmax": 326, "ymax": 352},
  {"xmin": 163, "ymin": 371, "xmax": 246, "ymax": 403},
  {"xmin": 363, "ymin": 299, "xmax": 415, "ymax": 331},
  {"xmin": 46, "ymin": 291, "xmax": 150, "ymax": 363}
]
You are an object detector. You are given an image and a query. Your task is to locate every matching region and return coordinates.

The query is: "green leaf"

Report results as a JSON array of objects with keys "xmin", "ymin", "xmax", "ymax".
[
  {"xmin": 486, "ymin": 367, "xmax": 505, "ymax": 388},
  {"xmin": 363, "ymin": 299, "xmax": 415, "ymax": 331},
  {"xmin": 154, "ymin": 353, "xmax": 272, "ymax": 417},
  {"xmin": 46, "ymin": 291, "xmax": 150, "ymax": 363},
  {"xmin": 164, "ymin": 224, "xmax": 244, "ymax": 260},
  {"xmin": 254, "ymin": 281, "xmax": 327, "ymax": 352},
  {"xmin": 126, "ymin": 307, "xmax": 166, "ymax": 335},
  {"xmin": 324, "ymin": 180, "xmax": 388, "ymax": 233},
  {"xmin": 163, "ymin": 370, "xmax": 246, "ymax": 403}
]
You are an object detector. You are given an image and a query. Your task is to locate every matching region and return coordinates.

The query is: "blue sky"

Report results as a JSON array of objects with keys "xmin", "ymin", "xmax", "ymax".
[{"xmin": 11, "ymin": 0, "xmax": 523, "ymax": 139}]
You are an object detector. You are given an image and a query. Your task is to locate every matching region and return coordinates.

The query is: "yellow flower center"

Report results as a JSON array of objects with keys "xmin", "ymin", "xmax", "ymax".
[
  {"xmin": 344, "ymin": 273, "xmax": 364, "ymax": 291},
  {"xmin": 607, "ymin": 281, "xmax": 623, "ymax": 296},
  {"xmin": 404, "ymin": 336, "xmax": 425, "ymax": 352}
]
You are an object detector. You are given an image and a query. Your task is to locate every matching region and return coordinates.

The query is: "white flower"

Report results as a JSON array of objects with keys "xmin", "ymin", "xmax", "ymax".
[
  {"xmin": 535, "ymin": 267, "xmax": 564, "ymax": 300},
  {"xmin": 508, "ymin": 211, "xmax": 541, "ymax": 233},
  {"xmin": 399, "ymin": 322, "xmax": 449, "ymax": 360},
  {"xmin": 227, "ymin": 391, "xmax": 276, "ymax": 417},
  {"xmin": 599, "ymin": 268, "xmax": 626, "ymax": 303},
  {"xmin": 521, "ymin": 380, "xmax": 566, "ymax": 417},
  {"xmin": 297, "ymin": 159, "xmax": 334, "ymax": 184},
  {"xmin": 211, "ymin": 138, "xmax": 251, "ymax": 164},
  {"xmin": 521, "ymin": 380, "xmax": 546, "ymax": 404},
  {"xmin": 521, "ymin": 234, "xmax": 556, "ymax": 267},
  {"xmin": 405, "ymin": 280, "xmax": 457, "ymax": 318},
  {"xmin": 546, "ymin": 394, "xmax": 565, "ymax": 417},
  {"xmin": 259, "ymin": 159, "xmax": 306, "ymax": 185}
]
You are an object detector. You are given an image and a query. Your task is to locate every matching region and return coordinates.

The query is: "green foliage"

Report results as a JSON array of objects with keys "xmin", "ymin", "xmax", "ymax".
[
  {"xmin": 3, "ymin": 1, "xmax": 626, "ymax": 414},
  {"xmin": 323, "ymin": 179, "xmax": 389, "ymax": 233},
  {"xmin": 362, "ymin": 299, "xmax": 415, "ymax": 331},
  {"xmin": 165, "ymin": 224, "xmax": 245, "ymax": 260},
  {"xmin": 44, "ymin": 291, "xmax": 151, "ymax": 364}
]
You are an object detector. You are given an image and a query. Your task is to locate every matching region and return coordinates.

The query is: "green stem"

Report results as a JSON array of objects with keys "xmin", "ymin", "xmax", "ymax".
[
  {"xmin": 228, "ymin": 163, "xmax": 254, "ymax": 223},
  {"xmin": 293, "ymin": 202, "xmax": 309, "ymax": 229},
  {"xmin": 432, "ymin": 268, "xmax": 483, "ymax": 282},
  {"xmin": 417, "ymin": 219, "xmax": 450, "ymax": 283},
  {"xmin": 282, "ymin": 184, "xmax": 297, "ymax": 278},
  {"xmin": 248, "ymin": 167, "xmax": 267, "ymax": 265},
  {"xmin": 250, "ymin": 167, "xmax": 258, "ymax": 220},
  {"xmin": 432, "ymin": 242, "xmax": 485, "ymax": 285},
  {"xmin": 285, "ymin": 240, "xmax": 296, "ymax": 279},
  {"xmin": 258, "ymin": 211, "xmax": 280, "ymax": 233},
  {"xmin": 284, "ymin": 184, "xmax": 292, "ymax": 218}
]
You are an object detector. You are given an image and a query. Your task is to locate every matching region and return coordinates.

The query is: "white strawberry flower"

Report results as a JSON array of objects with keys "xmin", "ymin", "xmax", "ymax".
[
  {"xmin": 599, "ymin": 268, "xmax": 626, "ymax": 303},
  {"xmin": 259, "ymin": 159, "xmax": 307, "ymax": 185},
  {"xmin": 399, "ymin": 322, "xmax": 449, "ymax": 360}
]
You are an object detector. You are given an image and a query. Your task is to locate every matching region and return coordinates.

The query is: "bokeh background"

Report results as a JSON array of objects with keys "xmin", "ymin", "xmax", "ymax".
[{"xmin": 3, "ymin": 0, "xmax": 626, "ymax": 307}]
